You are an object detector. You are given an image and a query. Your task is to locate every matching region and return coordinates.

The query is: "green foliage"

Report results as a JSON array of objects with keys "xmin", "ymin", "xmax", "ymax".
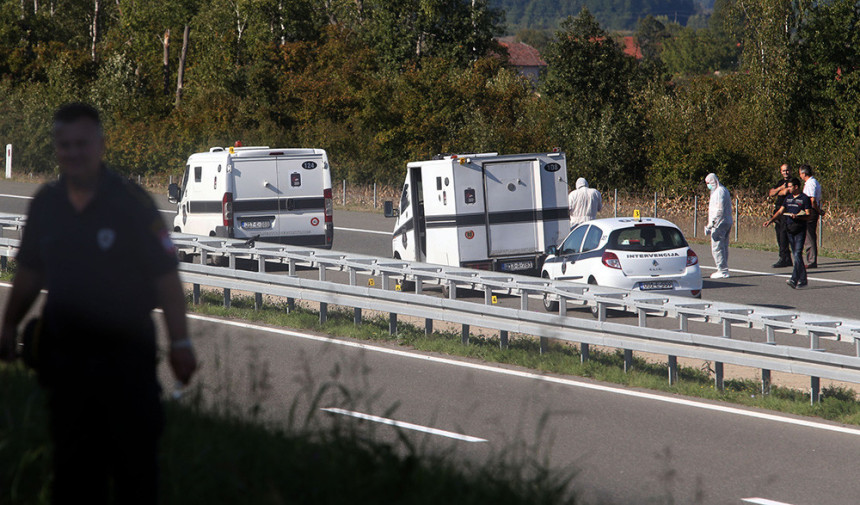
[
  {"xmin": 1, "ymin": 0, "xmax": 860, "ymax": 203},
  {"xmin": 541, "ymin": 9, "xmax": 650, "ymax": 187}
]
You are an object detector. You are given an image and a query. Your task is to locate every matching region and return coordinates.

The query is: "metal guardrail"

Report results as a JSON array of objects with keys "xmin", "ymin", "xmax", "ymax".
[{"xmin": 2, "ymin": 213, "xmax": 860, "ymax": 402}]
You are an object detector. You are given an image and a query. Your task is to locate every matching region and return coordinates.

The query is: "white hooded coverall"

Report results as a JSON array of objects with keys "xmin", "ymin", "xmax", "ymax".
[
  {"xmin": 705, "ymin": 173, "xmax": 732, "ymax": 275},
  {"xmin": 568, "ymin": 177, "xmax": 602, "ymax": 227}
]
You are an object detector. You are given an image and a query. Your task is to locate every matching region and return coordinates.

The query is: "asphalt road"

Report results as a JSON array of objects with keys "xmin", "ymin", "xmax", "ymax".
[{"xmin": 3, "ymin": 180, "xmax": 860, "ymax": 505}]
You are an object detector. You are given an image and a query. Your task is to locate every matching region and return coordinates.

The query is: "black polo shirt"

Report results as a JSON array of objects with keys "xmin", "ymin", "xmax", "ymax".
[
  {"xmin": 17, "ymin": 168, "xmax": 177, "ymax": 360},
  {"xmin": 772, "ymin": 177, "xmax": 791, "ymax": 213}
]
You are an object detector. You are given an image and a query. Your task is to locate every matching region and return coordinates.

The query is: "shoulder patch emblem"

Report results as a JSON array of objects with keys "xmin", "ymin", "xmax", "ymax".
[
  {"xmin": 160, "ymin": 229, "xmax": 176, "ymax": 255},
  {"xmin": 97, "ymin": 228, "xmax": 116, "ymax": 251}
]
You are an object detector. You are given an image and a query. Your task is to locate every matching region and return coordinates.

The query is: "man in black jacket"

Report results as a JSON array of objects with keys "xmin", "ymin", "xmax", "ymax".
[{"xmin": 767, "ymin": 163, "xmax": 793, "ymax": 268}]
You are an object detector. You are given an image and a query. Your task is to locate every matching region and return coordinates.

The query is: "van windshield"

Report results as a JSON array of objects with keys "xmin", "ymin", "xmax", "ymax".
[{"xmin": 607, "ymin": 226, "xmax": 687, "ymax": 252}]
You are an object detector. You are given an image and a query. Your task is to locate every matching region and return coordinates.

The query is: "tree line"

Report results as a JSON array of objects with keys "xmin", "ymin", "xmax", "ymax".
[{"xmin": 1, "ymin": 0, "xmax": 858, "ymax": 206}]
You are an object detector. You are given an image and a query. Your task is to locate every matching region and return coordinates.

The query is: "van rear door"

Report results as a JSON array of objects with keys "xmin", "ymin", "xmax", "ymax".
[
  {"xmin": 483, "ymin": 159, "xmax": 540, "ymax": 256},
  {"xmin": 232, "ymin": 158, "xmax": 281, "ymax": 240},
  {"xmin": 275, "ymin": 155, "xmax": 327, "ymax": 246}
]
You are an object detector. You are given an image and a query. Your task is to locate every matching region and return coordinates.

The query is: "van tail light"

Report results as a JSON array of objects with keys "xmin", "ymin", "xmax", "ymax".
[
  {"xmin": 222, "ymin": 192, "xmax": 233, "ymax": 226},
  {"xmin": 687, "ymin": 248, "xmax": 699, "ymax": 267},
  {"xmin": 602, "ymin": 251, "xmax": 622, "ymax": 269},
  {"xmin": 324, "ymin": 188, "xmax": 333, "ymax": 223}
]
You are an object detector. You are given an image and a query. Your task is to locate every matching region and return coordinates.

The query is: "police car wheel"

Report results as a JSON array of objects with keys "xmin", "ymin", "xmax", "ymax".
[
  {"xmin": 588, "ymin": 278, "xmax": 600, "ymax": 318},
  {"xmin": 542, "ymin": 274, "xmax": 558, "ymax": 312}
]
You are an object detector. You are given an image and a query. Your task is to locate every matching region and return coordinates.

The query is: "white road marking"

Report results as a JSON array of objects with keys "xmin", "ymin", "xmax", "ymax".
[
  {"xmin": 320, "ymin": 407, "xmax": 487, "ymax": 443},
  {"xmin": 178, "ymin": 313, "xmax": 860, "ymax": 438},
  {"xmin": 742, "ymin": 498, "xmax": 797, "ymax": 505},
  {"xmin": 335, "ymin": 226, "xmax": 389, "ymax": 236}
]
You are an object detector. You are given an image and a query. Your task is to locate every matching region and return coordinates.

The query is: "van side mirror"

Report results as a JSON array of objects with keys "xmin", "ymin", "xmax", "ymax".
[
  {"xmin": 383, "ymin": 200, "xmax": 398, "ymax": 218},
  {"xmin": 168, "ymin": 183, "xmax": 181, "ymax": 204},
  {"xmin": 546, "ymin": 245, "xmax": 558, "ymax": 256}
]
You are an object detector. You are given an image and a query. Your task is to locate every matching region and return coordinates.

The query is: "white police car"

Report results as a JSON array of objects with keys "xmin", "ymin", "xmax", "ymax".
[{"xmin": 541, "ymin": 217, "xmax": 702, "ymax": 311}]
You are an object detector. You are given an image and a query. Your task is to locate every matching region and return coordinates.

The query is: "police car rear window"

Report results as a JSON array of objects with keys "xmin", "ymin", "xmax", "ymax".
[{"xmin": 608, "ymin": 226, "xmax": 687, "ymax": 252}]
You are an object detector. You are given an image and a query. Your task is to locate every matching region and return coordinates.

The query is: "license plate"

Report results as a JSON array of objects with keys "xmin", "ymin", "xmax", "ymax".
[
  {"xmin": 640, "ymin": 281, "xmax": 674, "ymax": 290},
  {"xmin": 240, "ymin": 220, "xmax": 273, "ymax": 230},
  {"xmin": 501, "ymin": 260, "xmax": 534, "ymax": 272}
]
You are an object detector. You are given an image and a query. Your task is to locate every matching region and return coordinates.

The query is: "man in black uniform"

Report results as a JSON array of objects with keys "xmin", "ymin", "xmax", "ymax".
[
  {"xmin": 764, "ymin": 177, "xmax": 812, "ymax": 289},
  {"xmin": 767, "ymin": 163, "xmax": 793, "ymax": 268},
  {"xmin": 0, "ymin": 103, "xmax": 197, "ymax": 504}
]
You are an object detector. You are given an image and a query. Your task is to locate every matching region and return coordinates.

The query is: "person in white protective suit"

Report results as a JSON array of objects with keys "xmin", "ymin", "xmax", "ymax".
[
  {"xmin": 704, "ymin": 172, "xmax": 733, "ymax": 278},
  {"xmin": 568, "ymin": 177, "xmax": 602, "ymax": 227}
]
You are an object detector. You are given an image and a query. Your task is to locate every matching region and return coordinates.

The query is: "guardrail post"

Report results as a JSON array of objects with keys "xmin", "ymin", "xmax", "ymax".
[
  {"xmin": 342, "ymin": 180, "xmax": 346, "ymax": 206},
  {"xmin": 540, "ymin": 337, "xmax": 549, "ymax": 355},
  {"xmin": 484, "ymin": 286, "xmax": 492, "ymax": 305},
  {"xmin": 461, "ymin": 324, "xmax": 469, "ymax": 345},
  {"xmin": 679, "ymin": 313, "xmax": 688, "ymax": 332},
  {"xmin": 354, "ymin": 308, "xmax": 362, "ymax": 326},
  {"xmin": 1, "ymin": 255, "xmax": 6, "ymax": 270},
  {"xmin": 389, "ymin": 312, "xmax": 397, "ymax": 336},
  {"xmin": 810, "ymin": 331, "xmax": 821, "ymax": 351},
  {"xmin": 668, "ymin": 355, "xmax": 678, "ymax": 385},
  {"xmin": 319, "ymin": 263, "xmax": 328, "ymax": 324},
  {"xmin": 580, "ymin": 343, "xmax": 589, "ymax": 363},
  {"xmin": 520, "ymin": 290, "xmax": 528, "ymax": 310},
  {"xmin": 623, "ymin": 350, "xmax": 633, "ymax": 372},
  {"xmin": 373, "ymin": 182, "xmax": 377, "ymax": 208},
  {"xmin": 722, "ymin": 319, "xmax": 732, "ymax": 338},
  {"xmin": 425, "ymin": 318, "xmax": 433, "ymax": 336},
  {"xmin": 810, "ymin": 377, "xmax": 820, "ymax": 404},
  {"xmin": 714, "ymin": 362, "xmax": 724, "ymax": 391},
  {"xmin": 223, "ymin": 288, "xmax": 231, "ymax": 308},
  {"xmin": 761, "ymin": 369, "xmax": 771, "ymax": 395},
  {"xmin": 597, "ymin": 303, "xmax": 607, "ymax": 322},
  {"xmin": 499, "ymin": 330, "xmax": 508, "ymax": 349},
  {"xmin": 558, "ymin": 295, "xmax": 567, "ymax": 317},
  {"xmin": 766, "ymin": 325, "xmax": 776, "ymax": 344},
  {"xmin": 448, "ymin": 281, "xmax": 457, "ymax": 300},
  {"xmin": 638, "ymin": 308, "xmax": 647, "ymax": 327},
  {"xmin": 288, "ymin": 258, "xmax": 296, "ymax": 276},
  {"xmin": 193, "ymin": 283, "xmax": 200, "ymax": 305},
  {"xmin": 255, "ymin": 256, "xmax": 265, "ymax": 310}
]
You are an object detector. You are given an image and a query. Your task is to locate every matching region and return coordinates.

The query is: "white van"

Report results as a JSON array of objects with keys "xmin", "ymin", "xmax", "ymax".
[
  {"xmin": 384, "ymin": 152, "xmax": 569, "ymax": 274},
  {"xmin": 168, "ymin": 146, "xmax": 333, "ymax": 248}
]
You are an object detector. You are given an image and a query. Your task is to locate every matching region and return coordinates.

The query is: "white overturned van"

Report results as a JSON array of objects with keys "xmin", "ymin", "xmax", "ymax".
[
  {"xmin": 384, "ymin": 152, "xmax": 569, "ymax": 274},
  {"xmin": 168, "ymin": 145, "xmax": 333, "ymax": 248}
]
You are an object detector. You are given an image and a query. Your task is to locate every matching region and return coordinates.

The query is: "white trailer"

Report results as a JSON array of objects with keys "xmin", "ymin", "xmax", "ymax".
[
  {"xmin": 385, "ymin": 152, "xmax": 569, "ymax": 274},
  {"xmin": 168, "ymin": 145, "xmax": 333, "ymax": 248}
]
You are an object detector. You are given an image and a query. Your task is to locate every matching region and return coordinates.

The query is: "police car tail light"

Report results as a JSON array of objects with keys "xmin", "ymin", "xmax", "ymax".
[
  {"xmin": 323, "ymin": 188, "xmax": 333, "ymax": 223},
  {"xmin": 686, "ymin": 248, "xmax": 699, "ymax": 267},
  {"xmin": 602, "ymin": 251, "xmax": 622, "ymax": 269},
  {"xmin": 222, "ymin": 192, "xmax": 233, "ymax": 226}
]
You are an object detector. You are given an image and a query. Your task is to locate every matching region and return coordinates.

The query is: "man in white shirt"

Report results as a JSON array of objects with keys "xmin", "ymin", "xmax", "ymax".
[
  {"xmin": 799, "ymin": 164, "xmax": 823, "ymax": 268},
  {"xmin": 568, "ymin": 177, "xmax": 602, "ymax": 227},
  {"xmin": 704, "ymin": 173, "xmax": 733, "ymax": 278}
]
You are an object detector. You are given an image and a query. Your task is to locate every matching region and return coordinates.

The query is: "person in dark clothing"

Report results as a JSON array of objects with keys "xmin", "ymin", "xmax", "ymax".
[
  {"xmin": 0, "ymin": 103, "xmax": 197, "ymax": 504},
  {"xmin": 767, "ymin": 163, "xmax": 793, "ymax": 268},
  {"xmin": 764, "ymin": 177, "xmax": 812, "ymax": 289}
]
